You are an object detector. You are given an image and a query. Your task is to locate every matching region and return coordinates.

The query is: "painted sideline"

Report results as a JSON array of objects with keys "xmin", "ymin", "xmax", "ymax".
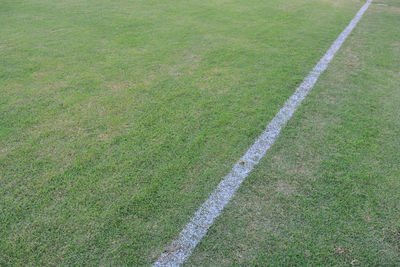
[{"xmin": 154, "ymin": 1, "xmax": 372, "ymax": 266}]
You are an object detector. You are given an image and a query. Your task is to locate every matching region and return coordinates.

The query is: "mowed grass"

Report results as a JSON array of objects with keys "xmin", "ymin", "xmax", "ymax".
[
  {"xmin": 186, "ymin": 1, "xmax": 400, "ymax": 266},
  {"xmin": 0, "ymin": 0, "xmax": 365, "ymax": 265}
]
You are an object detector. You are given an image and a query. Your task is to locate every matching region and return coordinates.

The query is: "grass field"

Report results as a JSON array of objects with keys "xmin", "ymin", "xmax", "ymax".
[
  {"xmin": 187, "ymin": 1, "xmax": 400, "ymax": 265},
  {"xmin": 1, "ymin": 0, "xmax": 398, "ymax": 265}
]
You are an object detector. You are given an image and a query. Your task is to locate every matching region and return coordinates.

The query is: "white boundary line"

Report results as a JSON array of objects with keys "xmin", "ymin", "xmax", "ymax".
[{"xmin": 154, "ymin": 1, "xmax": 372, "ymax": 266}]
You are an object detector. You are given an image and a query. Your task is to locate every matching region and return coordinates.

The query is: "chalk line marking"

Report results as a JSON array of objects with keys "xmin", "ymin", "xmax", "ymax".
[{"xmin": 154, "ymin": 1, "xmax": 372, "ymax": 266}]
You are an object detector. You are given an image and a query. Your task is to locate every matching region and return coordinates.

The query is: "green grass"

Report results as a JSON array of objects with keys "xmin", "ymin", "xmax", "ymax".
[
  {"xmin": 186, "ymin": 1, "xmax": 400, "ymax": 265},
  {"xmin": 0, "ymin": 0, "xmax": 389, "ymax": 265}
]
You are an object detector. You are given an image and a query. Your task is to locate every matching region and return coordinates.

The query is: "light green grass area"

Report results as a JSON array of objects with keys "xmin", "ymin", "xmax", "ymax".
[
  {"xmin": 0, "ymin": 0, "xmax": 383, "ymax": 265},
  {"xmin": 186, "ymin": 2, "xmax": 400, "ymax": 265}
]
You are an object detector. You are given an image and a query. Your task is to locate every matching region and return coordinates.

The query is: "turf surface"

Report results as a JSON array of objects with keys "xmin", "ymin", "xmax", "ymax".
[
  {"xmin": 186, "ymin": 1, "xmax": 400, "ymax": 265},
  {"xmin": 0, "ymin": 0, "xmax": 389, "ymax": 265}
]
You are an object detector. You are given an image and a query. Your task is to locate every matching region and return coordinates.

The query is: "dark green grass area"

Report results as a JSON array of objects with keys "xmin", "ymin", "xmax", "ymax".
[
  {"xmin": 186, "ymin": 2, "xmax": 400, "ymax": 266},
  {"xmin": 1, "ymin": 0, "xmax": 365, "ymax": 265}
]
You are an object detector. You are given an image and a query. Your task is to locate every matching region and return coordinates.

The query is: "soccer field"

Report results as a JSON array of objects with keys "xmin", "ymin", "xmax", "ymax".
[{"xmin": 1, "ymin": 0, "xmax": 399, "ymax": 265}]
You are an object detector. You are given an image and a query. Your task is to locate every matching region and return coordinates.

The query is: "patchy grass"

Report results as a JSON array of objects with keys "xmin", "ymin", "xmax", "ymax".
[
  {"xmin": 0, "ymin": 0, "xmax": 370, "ymax": 265},
  {"xmin": 186, "ymin": 2, "xmax": 400, "ymax": 266}
]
